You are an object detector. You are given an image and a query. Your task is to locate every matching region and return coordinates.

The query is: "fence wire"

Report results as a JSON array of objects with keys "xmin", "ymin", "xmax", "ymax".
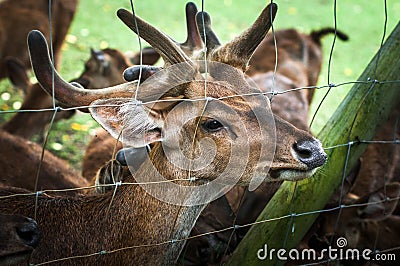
[{"xmin": 0, "ymin": 0, "xmax": 399, "ymax": 265}]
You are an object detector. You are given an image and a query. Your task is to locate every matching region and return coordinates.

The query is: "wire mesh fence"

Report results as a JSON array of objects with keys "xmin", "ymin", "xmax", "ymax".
[{"xmin": 0, "ymin": 0, "xmax": 399, "ymax": 265}]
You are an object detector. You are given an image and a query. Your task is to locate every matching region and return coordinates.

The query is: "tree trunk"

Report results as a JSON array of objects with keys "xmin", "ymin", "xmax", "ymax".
[{"xmin": 227, "ymin": 22, "xmax": 400, "ymax": 266}]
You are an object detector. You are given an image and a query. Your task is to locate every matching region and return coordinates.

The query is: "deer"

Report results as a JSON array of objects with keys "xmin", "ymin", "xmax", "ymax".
[
  {"xmin": 85, "ymin": 4, "xmax": 348, "ymax": 263},
  {"xmin": 0, "ymin": 0, "xmax": 78, "ymax": 80},
  {"xmin": 247, "ymin": 27, "xmax": 348, "ymax": 105},
  {"xmin": 0, "ymin": 60, "xmax": 89, "ymax": 194},
  {"xmin": 82, "ymin": 12, "xmax": 347, "ymax": 184},
  {"xmin": 0, "ymin": 60, "xmax": 88, "ymax": 194},
  {"xmin": 1, "ymin": 58, "xmax": 76, "ymax": 140},
  {"xmin": 0, "ymin": 3, "xmax": 327, "ymax": 265},
  {"xmin": 0, "ymin": 213, "xmax": 41, "ymax": 266},
  {"xmin": 71, "ymin": 46, "xmax": 160, "ymax": 90},
  {"xmin": 0, "ymin": 129, "xmax": 90, "ymax": 193}
]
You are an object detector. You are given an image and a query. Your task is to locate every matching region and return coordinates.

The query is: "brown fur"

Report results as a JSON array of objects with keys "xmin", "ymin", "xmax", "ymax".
[
  {"xmin": 0, "ymin": 130, "xmax": 89, "ymax": 193},
  {"xmin": 247, "ymin": 27, "xmax": 348, "ymax": 104},
  {"xmin": 129, "ymin": 46, "xmax": 161, "ymax": 65},
  {"xmin": 0, "ymin": 0, "xmax": 78, "ymax": 80},
  {"xmin": 350, "ymin": 106, "xmax": 400, "ymax": 198},
  {"xmin": 82, "ymin": 129, "xmax": 123, "ymax": 182}
]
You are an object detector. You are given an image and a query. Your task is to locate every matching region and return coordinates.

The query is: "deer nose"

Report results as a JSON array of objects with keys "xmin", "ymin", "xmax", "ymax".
[
  {"xmin": 16, "ymin": 218, "xmax": 41, "ymax": 248},
  {"xmin": 293, "ymin": 139, "xmax": 327, "ymax": 169}
]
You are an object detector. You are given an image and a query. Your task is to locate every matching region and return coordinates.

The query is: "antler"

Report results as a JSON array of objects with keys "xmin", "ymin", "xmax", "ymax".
[
  {"xmin": 196, "ymin": 11, "xmax": 220, "ymax": 53},
  {"xmin": 28, "ymin": 30, "xmax": 137, "ymax": 110},
  {"xmin": 180, "ymin": 2, "xmax": 203, "ymax": 54},
  {"xmin": 117, "ymin": 8, "xmax": 194, "ymax": 68},
  {"xmin": 210, "ymin": 3, "xmax": 277, "ymax": 71}
]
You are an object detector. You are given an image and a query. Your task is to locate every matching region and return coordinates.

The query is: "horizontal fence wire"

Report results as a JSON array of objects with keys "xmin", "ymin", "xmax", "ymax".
[{"xmin": 0, "ymin": 0, "xmax": 399, "ymax": 265}]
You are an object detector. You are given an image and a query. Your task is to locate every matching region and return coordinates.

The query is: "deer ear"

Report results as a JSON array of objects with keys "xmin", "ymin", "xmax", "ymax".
[
  {"xmin": 5, "ymin": 57, "xmax": 30, "ymax": 93},
  {"xmin": 89, "ymin": 98, "xmax": 163, "ymax": 147},
  {"xmin": 357, "ymin": 183, "xmax": 400, "ymax": 221},
  {"xmin": 91, "ymin": 48, "xmax": 104, "ymax": 61}
]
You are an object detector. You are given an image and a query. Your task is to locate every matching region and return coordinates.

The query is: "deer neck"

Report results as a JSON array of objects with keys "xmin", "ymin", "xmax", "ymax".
[{"xmin": 117, "ymin": 148, "xmax": 209, "ymax": 265}]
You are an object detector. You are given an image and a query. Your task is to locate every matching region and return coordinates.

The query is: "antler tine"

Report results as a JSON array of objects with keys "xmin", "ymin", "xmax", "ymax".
[
  {"xmin": 117, "ymin": 8, "xmax": 194, "ymax": 67},
  {"xmin": 28, "ymin": 30, "xmax": 137, "ymax": 111},
  {"xmin": 211, "ymin": 3, "xmax": 277, "ymax": 71},
  {"xmin": 180, "ymin": 2, "xmax": 203, "ymax": 54},
  {"xmin": 196, "ymin": 11, "xmax": 221, "ymax": 53}
]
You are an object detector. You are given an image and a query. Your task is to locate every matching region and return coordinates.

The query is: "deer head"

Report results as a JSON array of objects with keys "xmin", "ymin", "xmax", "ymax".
[
  {"xmin": 29, "ymin": 3, "xmax": 326, "ymax": 201},
  {"xmin": 71, "ymin": 48, "xmax": 131, "ymax": 89}
]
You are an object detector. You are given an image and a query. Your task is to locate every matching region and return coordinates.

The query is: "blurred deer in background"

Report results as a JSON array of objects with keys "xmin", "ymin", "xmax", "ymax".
[
  {"xmin": 72, "ymin": 47, "xmax": 160, "ymax": 89},
  {"xmin": 0, "ymin": 0, "xmax": 78, "ymax": 140},
  {"xmin": 1, "ymin": 58, "xmax": 75, "ymax": 140},
  {"xmin": 0, "ymin": 0, "xmax": 78, "ymax": 80},
  {"xmin": 0, "ymin": 3, "xmax": 327, "ymax": 264},
  {"xmin": 0, "ymin": 58, "xmax": 87, "ymax": 194},
  {"xmin": 0, "ymin": 129, "xmax": 89, "ymax": 193}
]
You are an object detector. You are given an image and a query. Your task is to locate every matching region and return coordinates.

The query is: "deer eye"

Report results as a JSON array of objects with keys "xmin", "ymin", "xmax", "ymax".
[{"xmin": 202, "ymin": 119, "xmax": 224, "ymax": 132}]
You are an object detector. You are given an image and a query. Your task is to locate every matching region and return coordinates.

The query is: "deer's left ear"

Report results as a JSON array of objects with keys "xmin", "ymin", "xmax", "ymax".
[
  {"xmin": 5, "ymin": 57, "xmax": 30, "ymax": 94},
  {"xmin": 89, "ymin": 98, "xmax": 164, "ymax": 147},
  {"xmin": 91, "ymin": 48, "xmax": 104, "ymax": 61}
]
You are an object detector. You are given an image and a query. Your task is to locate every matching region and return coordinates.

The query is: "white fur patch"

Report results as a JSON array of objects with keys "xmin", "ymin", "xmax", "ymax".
[{"xmin": 118, "ymin": 101, "xmax": 162, "ymax": 147}]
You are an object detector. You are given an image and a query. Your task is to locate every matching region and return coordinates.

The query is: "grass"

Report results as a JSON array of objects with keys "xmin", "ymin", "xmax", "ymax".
[{"xmin": 0, "ymin": 0, "xmax": 399, "ymax": 170}]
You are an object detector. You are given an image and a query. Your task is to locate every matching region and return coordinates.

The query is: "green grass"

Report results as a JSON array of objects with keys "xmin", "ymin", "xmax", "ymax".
[{"xmin": 1, "ymin": 0, "xmax": 399, "ymax": 170}]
